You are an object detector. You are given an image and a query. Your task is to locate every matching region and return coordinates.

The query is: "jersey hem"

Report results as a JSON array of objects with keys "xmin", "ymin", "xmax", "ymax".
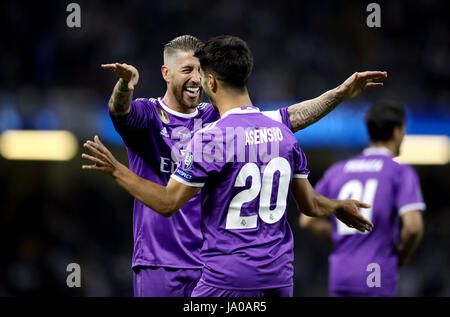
[
  {"xmin": 398, "ymin": 202, "xmax": 426, "ymax": 215},
  {"xmin": 200, "ymin": 279, "xmax": 293, "ymax": 291},
  {"xmin": 132, "ymin": 260, "xmax": 203, "ymax": 270},
  {"xmin": 170, "ymin": 174, "xmax": 205, "ymax": 187}
]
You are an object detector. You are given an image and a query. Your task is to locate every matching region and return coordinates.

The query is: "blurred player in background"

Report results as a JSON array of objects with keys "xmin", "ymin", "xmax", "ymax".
[
  {"xmin": 83, "ymin": 35, "xmax": 374, "ymax": 297},
  {"xmin": 100, "ymin": 34, "xmax": 386, "ymax": 297},
  {"xmin": 300, "ymin": 100, "xmax": 425, "ymax": 297}
]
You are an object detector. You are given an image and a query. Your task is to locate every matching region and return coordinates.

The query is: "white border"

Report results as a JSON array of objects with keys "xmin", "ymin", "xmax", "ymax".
[
  {"xmin": 363, "ymin": 147, "xmax": 393, "ymax": 157},
  {"xmin": 261, "ymin": 110, "xmax": 282, "ymax": 123},
  {"xmin": 293, "ymin": 174, "xmax": 309, "ymax": 179},
  {"xmin": 170, "ymin": 174, "xmax": 205, "ymax": 188},
  {"xmin": 221, "ymin": 106, "xmax": 260, "ymax": 119},
  {"xmin": 158, "ymin": 98, "xmax": 199, "ymax": 118},
  {"xmin": 399, "ymin": 202, "xmax": 426, "ymax": 215}
]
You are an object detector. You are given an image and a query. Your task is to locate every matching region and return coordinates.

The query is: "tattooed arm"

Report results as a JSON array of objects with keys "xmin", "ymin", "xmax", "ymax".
[
  {"xmin": 287, "ymin": 71, "xmax": 387, "ymax": 132},
  {"xmin": 101, "ymin": 63, "xmax": 140, "ymax": 116}
]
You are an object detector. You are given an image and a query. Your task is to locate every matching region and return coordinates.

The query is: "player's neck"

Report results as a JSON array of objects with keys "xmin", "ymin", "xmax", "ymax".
[
  {"xmin": 162, "ymin": 91, "xmax": 196, "ymax": 115},
  {"xmin": 369, "ymin": 141, "xmax": 396, "ymax": 155},
  {"xmin": 216, "ymin": 90, "xmax": 253, "ymax": 117}
]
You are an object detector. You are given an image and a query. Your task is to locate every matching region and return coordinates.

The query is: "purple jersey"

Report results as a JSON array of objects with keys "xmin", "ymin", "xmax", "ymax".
[
  {"xmin": 172, "ymin": 106, "xmax": 309, "ymax": 290},
  {"xmin": 110, "ymin": 98, "xmax": 292, "ymax": 269},
  {"xmin": 315, "ymin": 147, "xmax": 426, "ymax": 295}
]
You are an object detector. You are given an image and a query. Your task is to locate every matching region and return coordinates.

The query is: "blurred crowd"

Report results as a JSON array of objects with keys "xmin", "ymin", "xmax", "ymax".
[
  {"xmin": 0, "ymin": 0, "xmax": 449, "ymax": 296},
  {"xmin": 0, "ymin": 1, "xmax": 449, "ymax": 136}
]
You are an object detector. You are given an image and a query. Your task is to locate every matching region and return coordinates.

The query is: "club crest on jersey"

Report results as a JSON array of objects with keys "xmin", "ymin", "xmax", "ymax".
[
  {"xmin": 183, "ymin": 151, "xmax": 194, "ymax": 170},
  {"xmin": 157, "ymin": 108, "xmax": 170, "ymax": 124}
]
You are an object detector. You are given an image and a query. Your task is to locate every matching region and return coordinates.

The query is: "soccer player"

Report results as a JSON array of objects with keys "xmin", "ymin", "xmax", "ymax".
[
  {"xmin": 300, "ymin": 100, "xmax": 425, "ymax": 297},
  {"xmin": 100, "ymin": 35, "xmax": 386, "ymax": 297},
  {"xmin": 83, "ymin": 35, "xmax": 374, "ymax": 297}
]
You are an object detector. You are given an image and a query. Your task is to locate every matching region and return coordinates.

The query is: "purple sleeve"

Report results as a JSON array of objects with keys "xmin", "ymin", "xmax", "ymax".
[
  {"xmin": 279, "ymin": 107, "xmax": 293, "ymax": 130},
  {"xmin": 292, "ymin": 143, "xmax": 310, "ymax": 179},
  {"xmin": 395, "ymin": 165, "xmax": 426, "ymax": 215},
  {"xmin": 109, "ymin": 98, "xmax": 155, "ymax": 134},
  {"xmin": 171, "ymin": 127, "xmax": 224, "ymax": 187}
]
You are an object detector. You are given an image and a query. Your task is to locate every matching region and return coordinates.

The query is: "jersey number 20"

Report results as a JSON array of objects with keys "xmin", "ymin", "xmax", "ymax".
[{"xmin": 225, "ymin": 157, "xmax": 291, "ymax": 230}]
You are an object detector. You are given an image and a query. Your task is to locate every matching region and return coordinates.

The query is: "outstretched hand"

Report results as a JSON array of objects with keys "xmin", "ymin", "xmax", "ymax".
[
  {"xmin": 82, "ymin": 135, "xmax": 122, "ymax": 176},
  {"xmin": 333, "ymin": 199, "xmax": 374, "ymax": 233},
  {"xmin": 337, "ymin": 71, "xmax": 387, "ymax": 101},
  {"xmin": 101, "ymin": 63, "xmax": 139, "ymax": 91}
]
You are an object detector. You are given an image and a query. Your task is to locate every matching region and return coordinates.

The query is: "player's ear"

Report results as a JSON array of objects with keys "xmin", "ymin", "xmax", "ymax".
[
  {"xmin": 208, "ymin": 73, "xmax": 217, "ymax": 93},
  {"xmin": 392, "ymin": 125, "xmax": 404, "ymax": 140},
  {"xmin": 161, "ymin": 65, "xmax": 170, "ymax": 83}
]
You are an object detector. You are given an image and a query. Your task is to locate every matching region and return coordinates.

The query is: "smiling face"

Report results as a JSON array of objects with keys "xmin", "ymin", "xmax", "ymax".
[{"xmin": 164, "ymin": 50, "xmax": 203, "ymax": 111}]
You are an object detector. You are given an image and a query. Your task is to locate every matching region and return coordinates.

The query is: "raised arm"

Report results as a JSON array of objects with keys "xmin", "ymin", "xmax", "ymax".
[
  {"xmin": 287, "ymin": 71, "xmax": 387, "ymax": 132},
  {"xmin": 101, "ymin": 63, "xmax": 140, "ymax": 116},
  {"xmin": 397, "ymin": 210, "xmax": 424, "ymax": 267},
  {"xmin": 291, "ymin": 177, "xmax": 373, "ymax": 233},
  {"xmin": 82, "ymin": 136, "xmax": 200, "ymax": 217}
]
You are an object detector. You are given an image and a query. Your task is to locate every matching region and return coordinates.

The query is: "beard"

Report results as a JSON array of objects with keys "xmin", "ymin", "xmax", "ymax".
[{"xmin": 170, "ymin": 81, "xmax": 202, "ymax": 110}]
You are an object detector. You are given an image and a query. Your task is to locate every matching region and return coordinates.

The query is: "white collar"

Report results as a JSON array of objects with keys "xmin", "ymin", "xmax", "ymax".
[
  {"xmin": 157, "ymin": 98, "xmax": 198, "ymax": 118},
  {"xmin": 363, "ymin": 146, "xmax": 393, "ymax": 157},
  {"xmin": 221, "ymin": 106, "xmax": 260, "ymax": 119}
]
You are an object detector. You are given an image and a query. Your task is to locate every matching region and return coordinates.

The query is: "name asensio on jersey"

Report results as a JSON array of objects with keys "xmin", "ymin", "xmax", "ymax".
[{"xmin": 245, "ymin": 127, "xmax": 283, "ymax": 146}]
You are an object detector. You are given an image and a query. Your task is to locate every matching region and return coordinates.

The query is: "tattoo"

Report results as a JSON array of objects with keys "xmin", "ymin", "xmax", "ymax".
[
  {"xmin": 287, "ymin": 88, "xmax": 344, "ymax": 132},
  {"xmin": 109, "ymin": 79, "xmax": 133, "ymax": 115}
]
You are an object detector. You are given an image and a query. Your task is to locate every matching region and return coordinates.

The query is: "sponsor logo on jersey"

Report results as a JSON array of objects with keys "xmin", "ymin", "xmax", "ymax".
[{"xmin": 175, "ymin": 167, "xmax": 193, "ymax": 180}]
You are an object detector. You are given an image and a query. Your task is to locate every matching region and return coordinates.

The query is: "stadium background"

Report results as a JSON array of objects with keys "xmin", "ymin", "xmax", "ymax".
[{"xmin": 0, "ymin": 0, "xmax": 448, "ymax": 296}]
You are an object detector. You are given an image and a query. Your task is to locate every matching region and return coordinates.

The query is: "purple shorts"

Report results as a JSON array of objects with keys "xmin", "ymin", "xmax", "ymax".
[
  {"xmin": 191, "ymin": 279, "xmax": 293, "ymax": 297},
  {"xmin": 133, "ymin": 266, "xmax": 202, "ymax": 297}
]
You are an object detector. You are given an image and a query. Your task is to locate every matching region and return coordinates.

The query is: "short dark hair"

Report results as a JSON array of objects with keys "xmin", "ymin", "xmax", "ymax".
[
  {"xmin": 194, "ymin": 35, "xmax": 253, "ymax": 89},
  {"xmin": 365, "ymin": 100, "xmax": 406, "ymax": 142},
  {"xmin": 163, "ymin": 35, "xmax": 203, "ymax": 63}
]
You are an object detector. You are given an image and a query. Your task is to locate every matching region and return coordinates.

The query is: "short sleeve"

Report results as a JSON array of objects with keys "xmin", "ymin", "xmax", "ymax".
[
  {"xmin": 395, "ymin": 164, "xmax": 426, "ymax": 215},
  {"xmin": 109, "ymin": 98, "xmax": 155, "ymax": 134},
  {"xmin": 292, "ymin": 143, "xmax": 310, "ymax": 179},
  {"xmin": 171, "ymin": 126, "xmax": 224, "ymax": 188},
  {"xmin": 261, "ymin": 107, "xmax": 293, "ymax": 131}
]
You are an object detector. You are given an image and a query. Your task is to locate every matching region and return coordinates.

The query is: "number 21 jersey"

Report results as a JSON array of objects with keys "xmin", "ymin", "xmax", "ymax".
[{"xmin": 315, "ymin": 147, "xmax": 425, "ymax": 295}]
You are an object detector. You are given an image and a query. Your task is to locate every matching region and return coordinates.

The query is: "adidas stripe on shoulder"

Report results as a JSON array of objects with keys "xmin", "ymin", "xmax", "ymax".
[{"xmin": 197, "ymin": 102, "xmax": 209, "ymax": 111}]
